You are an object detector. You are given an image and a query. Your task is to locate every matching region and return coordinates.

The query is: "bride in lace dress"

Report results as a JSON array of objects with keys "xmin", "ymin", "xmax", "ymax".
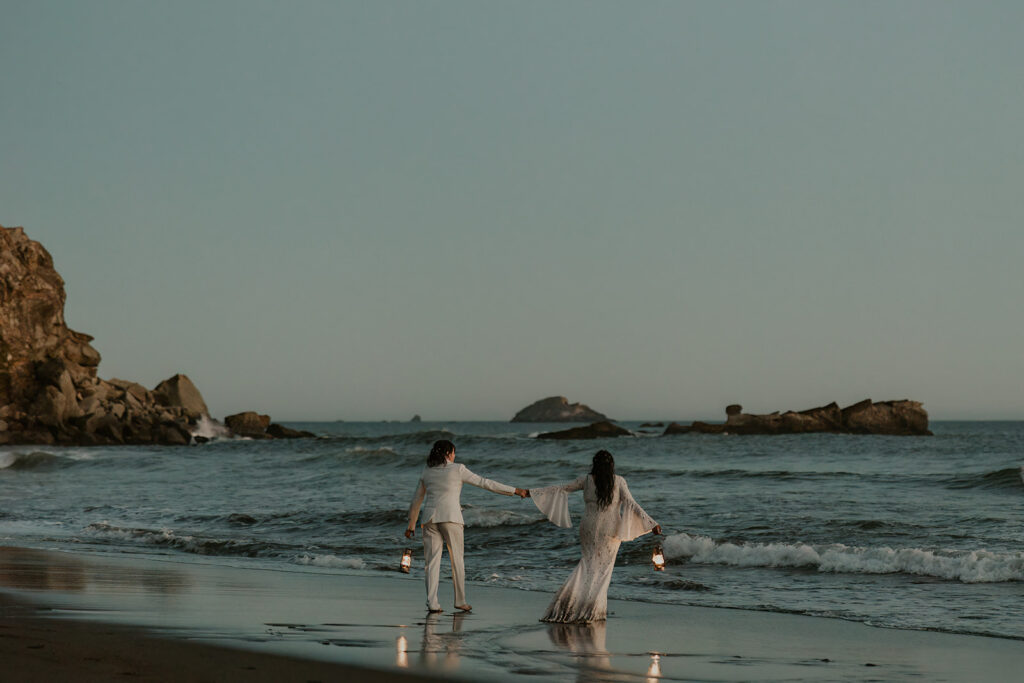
[{"xmin": 530, "ymin": 450, "xmax": 662, "ymax": 623}]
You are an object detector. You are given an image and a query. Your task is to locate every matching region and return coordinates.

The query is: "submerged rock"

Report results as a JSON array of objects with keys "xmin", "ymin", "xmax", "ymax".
[
  {"xmin": 266, "ymin": 423, "xmax": 315, "ymax": 439},
  {"xmin": 511, "ymin": 396, "xmax": 609, "ymax": 423},
  {"xmin": 0, "ymin": 225, "xmax": 208, "ymax": 446},
  {"xmin": 536, "ymin": 420, "xmax": 632, "ymax": 440},
  {"xmin": 663, "ymin": 400, "xmax": 932, "ymax": 436}
]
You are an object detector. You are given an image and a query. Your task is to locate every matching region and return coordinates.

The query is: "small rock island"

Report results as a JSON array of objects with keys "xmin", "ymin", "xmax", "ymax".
[
  {"xmin": 511, "ymin": 396, "xmax": 608, "ymax": 422},
  {"xmin": 664, "ymin": 400, "xmax": 932, "ymax": 436}
]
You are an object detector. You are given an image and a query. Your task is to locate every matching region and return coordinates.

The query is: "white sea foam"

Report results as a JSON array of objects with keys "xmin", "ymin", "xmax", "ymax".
[
  {"xmin": 663, "ymin": 533, "xmax": 1024, "ymax": 583},
  {"xmin": 190, "ymin": 415, "xmax": 234, "ymax": 441},
  {"xmin": 295, "ymin": 553, "xmax": 365, "ymax": 569}
]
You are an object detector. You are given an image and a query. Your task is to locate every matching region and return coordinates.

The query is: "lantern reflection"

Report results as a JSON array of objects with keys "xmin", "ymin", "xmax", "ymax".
[
  {"xmin": 400, "ymin": 548, "xmax": 413, "ymax": 573},
  {"xmin": 396, "ymin": 635, "xmax": 409, "ymax": 667},
  {"xmin": 651, "ymin": 544, "xmax": 666, "ymax": 571},
  {"xmin": 646, "ymin": 653, "xmax": 662, "ymax": 680}
]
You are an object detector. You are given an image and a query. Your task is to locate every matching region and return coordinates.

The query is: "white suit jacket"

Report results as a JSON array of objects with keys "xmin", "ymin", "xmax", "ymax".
[{"xmin": 408, "ymin": 462, "xmax": 515, "ymax": 527}]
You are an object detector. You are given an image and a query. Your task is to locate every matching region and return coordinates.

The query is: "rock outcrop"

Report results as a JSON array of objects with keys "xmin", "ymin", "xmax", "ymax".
[
  {"xmin": 223, "ymin": 411, "xmax": 314, "ymax": 439},
  {"xmin": 0, "ymin": 225, "xmax": 206, "ymax": 445},
  {"xmin": 511, "ymin": 396, "xmax": 609, "ymax": 423},
  {"xmin": 663, "ymin": 400, "xmax": 932, "ymax": 436},
  {"xmin": 536, "ymin": 420, "xmax": 632, "ymax": 440}
]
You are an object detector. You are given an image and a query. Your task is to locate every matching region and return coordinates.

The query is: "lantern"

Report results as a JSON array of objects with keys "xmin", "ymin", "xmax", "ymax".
[
  {"xmin": 651, "ymin": 544, "xmax": 666, "ymax": 571},
  {"xmin": 400, "ymin": 548, "xmax": 413, "ymax": 573}
]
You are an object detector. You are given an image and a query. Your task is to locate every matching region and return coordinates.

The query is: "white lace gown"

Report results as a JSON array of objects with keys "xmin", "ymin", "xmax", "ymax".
[{"xmin": 531, "ymin": 474, "xmax": 657, "ymax": 623}]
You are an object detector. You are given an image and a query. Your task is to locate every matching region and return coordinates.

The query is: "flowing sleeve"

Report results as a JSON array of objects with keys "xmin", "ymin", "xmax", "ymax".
[
  {"xmin": 615, "ymin": 476, "xmax": 658, "ymax": 541},
  {"xmin": 530, "ymin": 475, "xmax": 586, "ymax": 528}
]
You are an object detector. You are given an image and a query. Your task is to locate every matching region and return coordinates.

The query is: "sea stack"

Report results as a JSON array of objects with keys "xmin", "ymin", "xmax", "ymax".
[{"xmin": 0, "ymin": 225, "xmax": 208, "ymax": 445}]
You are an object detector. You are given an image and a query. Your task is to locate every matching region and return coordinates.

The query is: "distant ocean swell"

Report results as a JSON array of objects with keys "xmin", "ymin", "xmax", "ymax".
[{"xmin": 664, "ymin": 533, "xmax": 1024, "ymax": 583}]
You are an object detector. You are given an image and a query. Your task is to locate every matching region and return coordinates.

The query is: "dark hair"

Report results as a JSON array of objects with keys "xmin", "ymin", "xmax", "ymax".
[
  {"xmin": 427, "ymin": 440, "xmax": 455, "ymax": 467},
  {"xmin": 590, "ymin": 450, "xmax": 615, "ymax": 507}
]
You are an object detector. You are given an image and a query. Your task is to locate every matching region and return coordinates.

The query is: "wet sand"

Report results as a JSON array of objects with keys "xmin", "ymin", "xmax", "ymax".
[{"xmin": 1, "ymin": 546, "xmax": 1021, "ymax": 682}]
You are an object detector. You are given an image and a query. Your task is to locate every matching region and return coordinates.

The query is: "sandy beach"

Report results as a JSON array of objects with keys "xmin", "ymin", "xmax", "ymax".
[{"xmin": 1, "ymin": 546, "xmax": 1020, "ymax": 682}]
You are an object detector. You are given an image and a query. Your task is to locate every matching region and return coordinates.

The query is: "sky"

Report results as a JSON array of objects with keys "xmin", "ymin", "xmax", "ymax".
[{"xmin": 2, "ymin": 1, "xmax": 1022, "ymax": 421}]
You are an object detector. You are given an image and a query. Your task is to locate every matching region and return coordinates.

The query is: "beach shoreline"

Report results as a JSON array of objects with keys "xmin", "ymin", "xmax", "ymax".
[{"xmin": 1, "ymin": 545, "xmax": 1021, "ymax": 682}]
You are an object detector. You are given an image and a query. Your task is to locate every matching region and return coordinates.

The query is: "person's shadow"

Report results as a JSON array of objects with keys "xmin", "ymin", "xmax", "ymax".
[{"xmin": 546, "ymin": 621, "xmax": 618, "ymax": 682}]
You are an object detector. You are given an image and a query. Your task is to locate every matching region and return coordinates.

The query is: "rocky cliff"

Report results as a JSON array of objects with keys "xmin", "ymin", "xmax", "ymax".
[
  {"xmin": 511, "ymin": 396, "xmax": 609, "ymax": 422},
  {"xmin": 663, "ymin": 399, "xmax": 932, "ymax": 436},
  {"xmin": 0, "ymin": 225, "xmax": 204, "ymax": 445}
]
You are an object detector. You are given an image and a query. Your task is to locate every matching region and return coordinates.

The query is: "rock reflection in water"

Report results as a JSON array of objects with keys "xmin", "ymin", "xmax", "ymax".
[{"xmin": 0, "ymin": 547, "xmax": 190, "ymax": 595}]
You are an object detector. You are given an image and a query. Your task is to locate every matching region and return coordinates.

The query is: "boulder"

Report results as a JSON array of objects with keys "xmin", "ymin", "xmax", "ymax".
[
  {"xmin": 536, "ymin": 420, "xmax": 632, "ymax": 440},
  {"xmin": 225, "ymin": 411, "xmax": 272, "ymax": 438},
  {"xmin": 842, "ymin": 399, "xmax": 931, "ymax": 436},
  {"xmin": 511, "ymin": 396, "xmax": 609, "ymax": 423},
  {"xmin": 152, "ymin": 374, "xmax": 209, "ymax": 419}
]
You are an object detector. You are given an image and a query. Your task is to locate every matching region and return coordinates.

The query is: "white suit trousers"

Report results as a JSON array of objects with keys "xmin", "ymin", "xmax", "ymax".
[{"xmin": 421, "ymin": 521, "xmax": 465, "ymax": 610}]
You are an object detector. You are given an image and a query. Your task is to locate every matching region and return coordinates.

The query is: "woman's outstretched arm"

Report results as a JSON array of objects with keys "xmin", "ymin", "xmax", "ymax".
[{"xmin": 529, "ymin": 475, "xmax": 587, "ymax": 528}]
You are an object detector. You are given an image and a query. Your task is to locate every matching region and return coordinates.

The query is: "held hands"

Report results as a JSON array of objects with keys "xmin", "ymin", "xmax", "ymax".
[{"xmin": 514, "ymin": 488, "xmax": 530, "ymax": 498}]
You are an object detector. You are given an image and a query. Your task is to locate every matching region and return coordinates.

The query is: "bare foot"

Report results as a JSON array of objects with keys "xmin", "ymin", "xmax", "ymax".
[
  {"xmin": 427, "ymin": 608, "xmax": 443, "ymax": 613},
  {"xmin": 455, "ymin": 604, "xmax": 472, "ymax": 612}
]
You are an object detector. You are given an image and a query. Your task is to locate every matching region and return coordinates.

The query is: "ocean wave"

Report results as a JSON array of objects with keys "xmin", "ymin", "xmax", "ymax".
[
  {"xmin": 944, "ymin": 466, "xmax": 1024, "ymax": 491},
  {"xmin": 294, "ymin": 553, "xmax": 365, "ymax": 570},
  {"xmin": 461, "ymin": 506, "xmax": 544, "ymax": 528},
  {"xmin": 302, "ymin": 446, "xmax": 422, "ymax": 467},
  {"xmin": 663, "ymin": 533, "xmax": 1024, "ymax": 583},
  {"xmin": 0, "ymin": 451, "xmax": 75, "ymax": 471},
  {"xmin": 82, "ymin": 522, "xmax": 290, "ymax": 557}
]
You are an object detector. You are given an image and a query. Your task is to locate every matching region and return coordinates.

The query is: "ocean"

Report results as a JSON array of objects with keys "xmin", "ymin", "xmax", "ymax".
[{"xmin": 1, "ymin": 421, "xmax": 1021, "ymax": 640}]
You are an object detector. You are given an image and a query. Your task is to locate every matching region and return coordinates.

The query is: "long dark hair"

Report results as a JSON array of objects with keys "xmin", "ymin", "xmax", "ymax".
[
  {"xmin": 427, "ymin": 440, "xmax": 455, "ymax": 467},
  {"xmin": 590, "ymin": 450, "xmax": 615, "ymax": 507}
]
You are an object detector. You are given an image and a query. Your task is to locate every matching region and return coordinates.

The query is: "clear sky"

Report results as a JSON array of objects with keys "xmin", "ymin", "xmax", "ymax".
[{"xmin": 2, "ymin": 1, "xmax": 1022, "ymax": 421}]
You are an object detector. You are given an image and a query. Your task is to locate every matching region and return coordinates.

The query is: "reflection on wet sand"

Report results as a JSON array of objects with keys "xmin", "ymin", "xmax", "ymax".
[
  {"xmin": 0, "ymin": 546, "xmax": 190, "ymax": 595},
  {"xmin": 418, "ymin": 612, "xmax": 465, "ymax": 671},
  {"xmin": 546, "ymin": 621, "xmax": 669, "ymax": 683},
  {"xmin": 547, "ymin": 621, "xmax": 615, "ymax": 681},
  {"xmin": 646, "ymin": 653, "xmax": 662, "ymax": 682}
]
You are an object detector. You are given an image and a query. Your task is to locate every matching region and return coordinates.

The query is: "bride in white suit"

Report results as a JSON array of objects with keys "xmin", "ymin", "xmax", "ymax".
[{"xmin": 406, "ymin": 439, "xmax": 527, "ymax": 613}]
